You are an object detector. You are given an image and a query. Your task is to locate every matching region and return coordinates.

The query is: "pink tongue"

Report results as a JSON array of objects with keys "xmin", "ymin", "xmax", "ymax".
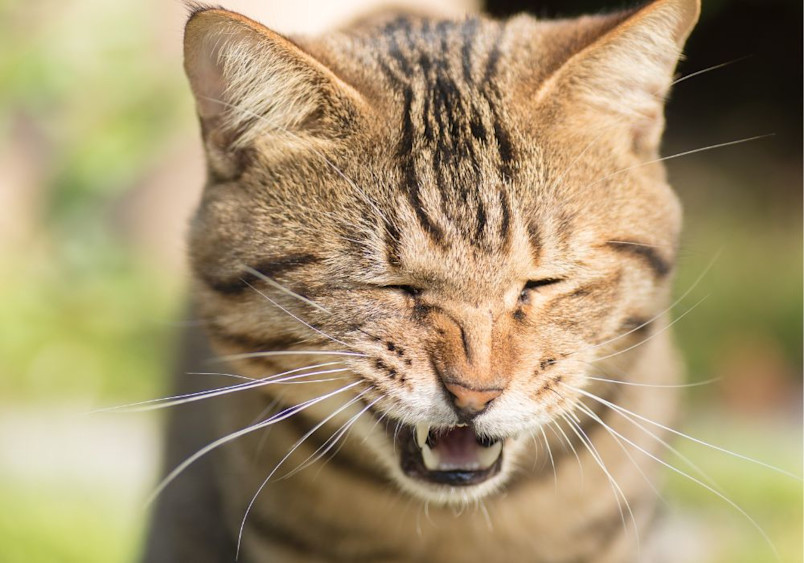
[{"xmin": 431, "ymin": 427, "xmax": 480, "ymax": 466}]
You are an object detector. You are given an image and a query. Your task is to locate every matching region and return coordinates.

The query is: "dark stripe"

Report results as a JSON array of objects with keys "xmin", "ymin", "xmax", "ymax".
[
  {"xmin": 460, "ymin": 18, "xmax": 479, "ymax": 84},
  {"xmin": 527, "ymin": 221, "xmax": 542, "ymax": 264},
  {"xmin": 199, "ymin": 253, "xmax": 320, "ymax": 295},
  {"xmin": 384, "ymin": 219, "xmax": 403, "ymax": 268},
  {"xmin": 474, "ymin": 200, "xmax": 487, "ymax": 243},
  {"xmin": 482, "ymin": 27, "xmax": 503, "ymax": 84},
  {"xmin": 498, "ymin": 188, "xmax": 511, "ymax": 248},
  {"xmin": 492, "ymin": 119, "xmax": 515, "ymax": 179},
  {"xmin": 398, "ymin": 87, "xmax": 447, "ymax": 246},
  {"xmin": 605, "ymin": 241, "xmax": 672, "ymax": 278},
  {"xmin": 482, "ymin": 24, "xmax": 517, "ymax": 180}
]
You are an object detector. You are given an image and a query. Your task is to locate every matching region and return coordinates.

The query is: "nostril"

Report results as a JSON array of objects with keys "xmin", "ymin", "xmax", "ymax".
[{"xmin": 443, "ymin": 382, "xmax": 503, "ymax": 415}]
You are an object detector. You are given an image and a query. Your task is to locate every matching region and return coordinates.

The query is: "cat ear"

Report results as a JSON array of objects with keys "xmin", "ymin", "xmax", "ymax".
[
  {"xmin": 183, "ymin": 7, "xmax": 365, "ymax": 177},
  {"xmin": 539, "ymin": 0, "xmax": 700, "ymax": 156}
]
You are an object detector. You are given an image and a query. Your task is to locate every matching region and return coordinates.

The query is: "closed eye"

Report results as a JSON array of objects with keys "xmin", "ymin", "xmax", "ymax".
[
  {"xmin": 382, "ymin": 284, "xmax": 422, "ymax": 297},
  {"xmin": 519, "ymin": 278, "xmax": 563, "ymax": 301}
]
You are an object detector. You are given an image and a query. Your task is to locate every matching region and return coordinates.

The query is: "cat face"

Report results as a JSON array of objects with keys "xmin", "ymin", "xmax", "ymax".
[{"xmin": 185, "ymin": 0, "xmax": 697, "ymax": 503}]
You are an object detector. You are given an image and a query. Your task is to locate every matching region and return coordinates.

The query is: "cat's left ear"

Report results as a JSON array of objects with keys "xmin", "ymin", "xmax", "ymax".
[
  {"xmin": 537, "ymin": 0, "xmax": 700, "ymax": 157},
  {"xmin": 183, "ymin": 7, "xmax": 367, "ymax": 179}
]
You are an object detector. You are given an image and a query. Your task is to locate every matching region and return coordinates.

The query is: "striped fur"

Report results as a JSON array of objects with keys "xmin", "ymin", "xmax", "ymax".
[{"xmin": 144, "ymin": 1, "xmax": 700, "ymax": 561}]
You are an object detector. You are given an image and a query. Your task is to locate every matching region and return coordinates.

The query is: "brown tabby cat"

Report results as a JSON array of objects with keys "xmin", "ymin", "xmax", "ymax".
[{"xmin": 143, "ymin": 0, "xmax": 700, "ymax": 561}]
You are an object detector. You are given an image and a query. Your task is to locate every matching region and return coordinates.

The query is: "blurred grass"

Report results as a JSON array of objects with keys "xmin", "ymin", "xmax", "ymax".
[
  {"xmin": 0, "ymin": 478, "xmax": 144, "ymax": 563},
  {"xmin": 0, "ymin": 0, "xmax": 800, "ymax": 562}
]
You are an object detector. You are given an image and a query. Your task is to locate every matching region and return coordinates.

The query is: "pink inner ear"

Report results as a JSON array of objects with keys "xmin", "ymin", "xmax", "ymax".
[{"xmin": 192, "ymin": 38, "xmax": 229, "ymax": 121}]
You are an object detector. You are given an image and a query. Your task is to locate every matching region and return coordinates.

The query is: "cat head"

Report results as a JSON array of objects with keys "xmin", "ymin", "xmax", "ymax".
[{"xmin": 184, "ymin": 0, "xmax": 699, "ymax": 503}]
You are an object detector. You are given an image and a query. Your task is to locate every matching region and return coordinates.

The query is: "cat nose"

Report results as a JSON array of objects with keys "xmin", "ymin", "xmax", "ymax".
[{"xmin": 443, "ymin": 381, "xmax": 503, "ymax": 418}]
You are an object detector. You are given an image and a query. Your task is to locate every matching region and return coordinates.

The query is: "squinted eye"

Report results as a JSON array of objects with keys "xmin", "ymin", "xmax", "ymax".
[
  {"xmin": 383, "ymin": 285, "xmax": 422, "ymax": 297},
  {"xmin": 519, "ymin": 278, "xmax": 563, "ymax": 301}
]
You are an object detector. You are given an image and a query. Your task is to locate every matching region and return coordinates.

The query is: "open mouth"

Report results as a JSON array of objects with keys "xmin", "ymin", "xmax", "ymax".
[{"xmin": 395, "ymin": 423, "xmax": 504, "ymax": 486}]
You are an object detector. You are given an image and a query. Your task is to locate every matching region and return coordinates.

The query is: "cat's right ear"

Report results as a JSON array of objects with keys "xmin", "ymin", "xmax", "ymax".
[{"xmin": 183, "ymin": 7, "xmax": 366, "ymax": 179}]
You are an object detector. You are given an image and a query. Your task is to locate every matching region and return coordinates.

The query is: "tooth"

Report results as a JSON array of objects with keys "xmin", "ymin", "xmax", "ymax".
[
  {"xmin": 415, "ymin": 423, "xmax": 430, "ymax": 449},
  {"xmin": 421, "ymin": 443, "xmax": 440, "ymax": 470},
  {"xmin": 477, "ymin": 441, "xmax": 503, "ymax": 469}
]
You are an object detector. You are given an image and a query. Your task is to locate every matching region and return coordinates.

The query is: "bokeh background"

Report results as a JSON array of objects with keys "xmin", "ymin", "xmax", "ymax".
[{"xmin": 0, "ymin": 0, "xmax": 800, "ymax": 561}]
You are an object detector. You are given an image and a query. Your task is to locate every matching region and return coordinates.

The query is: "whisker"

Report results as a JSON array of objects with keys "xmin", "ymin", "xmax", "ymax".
[
  {"xmin": 244, "ymin": 280, "xmax": 353, "ymax": 349},
  {"xmin": 570, "ymin": 251, "xmax": 721, "ymax": 357},
  {"xmin": 96, "ymin": 366, "xmax": 350, "ymax": 413},
  {"xmin": 572, "ymin": 394, "xmax": 723, "ymax": 493},
  {"xmin": 538, "ymin": 425, "xmax": 558, "ymax": 490},
  {"xmin": 270, "ymin": 376, "xmax": 352, "ymax": 385},
  {"xmin": 548, "ymin": 419, "xmax": 584, "ymax": 483},
  {"xmin": 590, "ymin": 134, "xmax": 774, "ymax": 188},
  {"xmin": 562, "ymin": 412, "xmax": 638, "ymax": 551},
  {"xmin": 188, "ymin": 371, "xmax": 257, "ymax": 381},
  {"xmin": 570, "ymin": 386, "xmax": 801, "ymax": 480},
  {"xmin": 570, "ymin": 395, "xmax": 781, "ymax": 560},
  {"xmin": 573, "ymin": 402, "xmax": 666, "ymax": 502},
  {"xmin": 583, "ymin": 374, "xmax": 722, "ymax": 389},
  {"xmin": 216, "ymin": 350, "xmax": 367, "ymax": 362},
  {"xmin": 671, "ymin": 56, "xmax": 751, "ymax": 86},
  {"xmin": 592, "ymin": 294, "xmax": 709, "ymax": 362},
  {"xmin": 91, "ymin": 362, "xmax": 345, "ymax": 413},
  {"xmin": 244, "ymin": 265, "xmax": 331, "ymax": 314},
  {"xmin": 287, "ymin": 394, "xmax": 383, "ymax": 481},
  {"xmin": 145, "ymin": 380, "xmax": 364, "ymax": 505},
  {"xmin": 236, "ymin": 387, "xmax": 375, "ymax": 558}
]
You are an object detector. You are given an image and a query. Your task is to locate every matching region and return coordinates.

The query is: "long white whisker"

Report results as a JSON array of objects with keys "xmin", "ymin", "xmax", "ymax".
[
  {"xmin": 538, "ymin": 425, "xmax": 558, "ymax": 490},
  {"xmin": 592, "ymin": 294, "xmax": 709, "ymax": 362},
  {"xmin": 570, "ymin": 251, "xmax": 721, "ymax": 357},
  {"xmin": 216, "ymin": 350, "xmax": 367, "ymax": 362},
  {"xmin": 572, "ymin": 393, "xmax": 723, "ymax": 493},
  {"xmin": 244, "ymin": 265, "xmax": 331, "ymax": 314},
  {"xmin": 671, "ymin": 56, "xmax": 751, "ymax": 86},
  {"xmin": 573, "ymin": 402, "xmax": 666, "ymax": 502},
  {"xmin": 549, "ymin": 419, "xmax": 584, "ymax": 482},
  {"xmin": 189, "ymin": 371, "xmax": 257, "ymax": 381},
  {"xmin": 570, "ymin": 386, "xmax": 801, "ymax": 480},
  {"xmin": 145, "ymin": 380, "xmax": 364, "ymax": 505},
  {"xmin": 236, "ymin": 388, "xmax": 374, "ymax": 559},
  {"xmin": 562, "ymin": 413, "xmax": 638, "ymax": 550},
  {"xmin": 91, "ymin": 362, "xmax": 344, "ymax": 413},
  {"xmin": 286, "ymin": 395, "xmax": 383, "ymax": 481},
  {"xmin": 590, "ymin": 134, "xmax": 773, "ymax": 188},
  {"xmin": 245, "ymin": 280, "xmax": 353, "ymax": 348},
  {"xmin": 583, "ymin": 374, "xmax": 722, "ymax": 389},
  {"xmin": 97, "ymin": 367, "xmax": 350, "ymax": 413},
  {"xmin": 570, "ymin": 395, "xmax": 781, "ymax": 560}
]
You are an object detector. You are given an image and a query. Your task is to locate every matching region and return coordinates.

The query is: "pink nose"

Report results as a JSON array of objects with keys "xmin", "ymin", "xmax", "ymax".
[{"xmin": 443, "ymin": 382, "xmax": 503, "ymax": 415}]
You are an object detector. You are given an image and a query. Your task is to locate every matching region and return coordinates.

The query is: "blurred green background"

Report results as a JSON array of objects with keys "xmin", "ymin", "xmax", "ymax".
[{"xmin": 0, "ymin": 0, "xmax": 800, "ymax": 562}]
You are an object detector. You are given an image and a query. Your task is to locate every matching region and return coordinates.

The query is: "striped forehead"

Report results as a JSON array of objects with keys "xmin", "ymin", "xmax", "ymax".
[{"xmin": 366, "ymin": 16, "xmax": 517, "ymax": 256}]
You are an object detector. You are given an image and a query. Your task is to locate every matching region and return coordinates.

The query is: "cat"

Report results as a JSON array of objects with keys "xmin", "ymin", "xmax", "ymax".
[{"xmin": 142, "ymin": 0, "xmax": 700, "ymax": 561}]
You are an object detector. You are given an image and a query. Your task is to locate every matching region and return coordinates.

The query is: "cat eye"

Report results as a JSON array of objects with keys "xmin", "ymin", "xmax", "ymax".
[
  {"xmin": 519, "ymin": 278, "xmax": 563, "ymax": 300},
  {"xmin": 382, "ymin": 284, "xmax": 422, "ymax": 297}
]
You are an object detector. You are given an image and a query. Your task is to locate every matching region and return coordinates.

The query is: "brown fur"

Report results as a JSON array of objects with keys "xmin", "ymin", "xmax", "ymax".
[{"xmin": 143, "ymin": 1, "xmax": 700, "ymax": 561}]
